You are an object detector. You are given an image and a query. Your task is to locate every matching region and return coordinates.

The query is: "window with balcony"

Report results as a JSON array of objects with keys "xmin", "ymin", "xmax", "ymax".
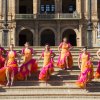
[
  {"xmin": 40, "ymin": 0, "xmax": 55, "ymax": 14},
  {"xmin": 19, "ymin": 0, "xmax": 33, "ymax": 14},
  {"xmin": 62, "ymin": 0, "xmax": 76, "ymax": 13}
]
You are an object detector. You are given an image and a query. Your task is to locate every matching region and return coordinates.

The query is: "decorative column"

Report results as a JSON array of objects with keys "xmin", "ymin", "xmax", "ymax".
[
  {"xmin": 33, "ymin": 0, "xmax": 38, "ymax": 14},
  {"xmin": 76, "ymin": 0, "xmax": 81, "ymax": 13},
  {"xmin": 76, "ymin": 0, "xmax": 81, "ymax": 18},
  {"xmin": 56, "ymin": 21, "xmax": 61, "ymax": 45},
  {"xmin": 0, "ymin": 0, "xmax": 2, "ymax": 17},
  {"xmin": 11, "ymin": 0, "xmax": 16, "ymax": 19},
  {"xmin": 2, "ymin": 0, "xmax": 9, "ymax": 46},
  {"xmin": 87, "ymin": 0, "xmax": 93, "ymax": 48},
  {"xmin": 11, "ymin": 23, "xmax": 16, "ymax": 46},
  {"xmin": 34, "ymin": 21, "xmax": 39, "ymax": 46},
  {"xmin": 11, "ymin": 0, "xmax": 16, "ymax": 45},
  {"xmin": 92, "ymin": 0, "xmax": 98, "ymax": 20}
]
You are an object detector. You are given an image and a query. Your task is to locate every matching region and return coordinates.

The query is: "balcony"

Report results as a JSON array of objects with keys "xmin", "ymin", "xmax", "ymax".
[
  {"xmin": 15, "ymin": 13, "xmax": 81, "ymax": 20},
  {"xmin": 15, "ymin": 14, "xmax": 36, "ymax": 20}
]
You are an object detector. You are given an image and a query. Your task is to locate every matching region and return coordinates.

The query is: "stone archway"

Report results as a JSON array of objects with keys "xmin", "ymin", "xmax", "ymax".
[
  {"xmin": 19, "ymin": 29, "xmax": 33, "ymax": 46},
  {"xmin": 62, "ymin": 29, "xmax": 77, "ymax": 46},
  {"xmin": 40, "ymin": 29, "xmax": 55, "ymax": 46}
]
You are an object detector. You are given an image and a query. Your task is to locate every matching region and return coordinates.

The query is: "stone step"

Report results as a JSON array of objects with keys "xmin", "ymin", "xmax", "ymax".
[
  {"xmin": 37, "ymin": 66, "xmax": 98, "ymax": 70},
  {"xmin": 4, "ymin": 46, "xmax": 100, "ymax": 50},
  {"xmin": 1, "ymin": 85, "xmax": 100, "ymax": 95},
  {"xmin": 12, "ymin": 80, "xmax": 100, "ymax": 87},
  {"xmin": 36, "ymin": 62, "xmax": 98, "ymax": 67},
  {"xmin": 0, "ymin": 95, "xmax": 100, "ymax": 100},
  {"xmin": 1, "ymin": 98, "xmax": 100, "ymax": 100}
]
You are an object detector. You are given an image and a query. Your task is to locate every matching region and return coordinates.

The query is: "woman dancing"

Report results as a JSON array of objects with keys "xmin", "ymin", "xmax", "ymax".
[
  {"xmin": 0, "ymin": 44, "xmax": 18, "ymax": 86},
  {"xmin": 17, "ymin": 42, "xmax": 38, "ymax": 80},
  {"xmin": 76, "ymin": 47, "xmax": 94, "ymax": 88},
  {"xmin": 39, "ymin": 44, "xmax": 56, "ymax": 81},
  {"xmin": 57, "ymin": 37, "xmax": 73, "ymax": 70},
  {"xmin": 0, "ymin": 45, "xmax": 6, "ymax": 69},
  {"xmin": 95, "ymin": 49, "xmax": 100, "ymax": 78}
]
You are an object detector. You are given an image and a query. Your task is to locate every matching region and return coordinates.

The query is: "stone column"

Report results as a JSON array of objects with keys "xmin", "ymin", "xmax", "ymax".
[
  {"xmin": 83, "ymin": 0, "xmax": 88, "ymax": 18},
  {"xmin": 34, "ymin": 21, "xmax": 39, "ymax": 46},
  {"xmin": 76, "ymin": 0, "xmax": 81, "ymax": 13},
  {"xmin": 56, "ymin": 21, "xmax": 61, "ymax": 45},
  {"xmin": 11, "ymin": 25, "xmax": 16, "ymax": 46},
  {"xmin": 0, "ymin": 0, "xmax": 2, "ymax": 17},
  {"xmin": 91, "ymin": 0, "xmax": 98, "ymax": 20},
  {"xmin": 0, "ymin": 0, "xmax": 2, "ymax": 45},
  {"xmin": 11, "ymin": 0, "xmax": 16, "ymax": 19},
  {"xmin": 76, "ymin": 0, "xmax": 81, "ymax": 18},
  {"xmin": 78, "ymin": 24, "xmax": 83, "ymax": 46},
  {"xmin": 33, "ymin": 0, "xmax": 38, "ymax": 14}
]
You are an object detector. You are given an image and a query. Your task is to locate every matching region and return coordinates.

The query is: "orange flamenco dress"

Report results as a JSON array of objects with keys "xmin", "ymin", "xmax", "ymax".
[
  {"xmin": 95, "ymin": 61, "xmax": 100, "ymax": 78},
  {"xmin": 17, "ymin": 48, "xmax": 38, "ymax": 80},
  {"xmin": 39, "ymin": 50, "xmax": 54, "ymax": 81},
  {"xmin": 76, "ymin": 53, "xmax": 94, "ymax": 88},
  {"xmin": 0, "ymin": 49, "xmax": 5, "ymax": 69},
  {"xmin": 57, "ymin": 42, "xmax": 73, "ymax": 69},
  {"xmin": 0, "ymin": 51, "xmax": 18, "ymax": 85}
]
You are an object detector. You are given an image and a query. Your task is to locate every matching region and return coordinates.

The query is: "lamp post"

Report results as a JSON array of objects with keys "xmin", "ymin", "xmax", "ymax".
[
  {"xmin": 87, "ymin": 0, "xmax": 92, "ymax": 48},
  {"xmin": 2, "ymin": 0, "xmax": 9, "ymax": 46}
]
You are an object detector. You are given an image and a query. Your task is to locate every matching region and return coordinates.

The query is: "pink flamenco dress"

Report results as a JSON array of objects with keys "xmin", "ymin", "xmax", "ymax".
[
  {"xmin": 0, "ymin": 51, "xmax": 18, "ymax": 85},
  {"xmin": 57, "ymin": 42, "xmax": 73, "ymax": 69},
  {"xmin": 39, "ymin": 50, "xmax": 54, "ymax": 81},
  {"xmin": 16, "ymin": 48, "xmax": 38, "ymax": 80},
  {"xmin": 76, "ymin": 53, "xmax": 94, "ymax": 88},
  {"xmin": 0, "ymin": 48, "xmax": 5, "ymax": 69},
  {"xmin": 95, "ymin": 61, "xmax": 100, "ymax": 78}
]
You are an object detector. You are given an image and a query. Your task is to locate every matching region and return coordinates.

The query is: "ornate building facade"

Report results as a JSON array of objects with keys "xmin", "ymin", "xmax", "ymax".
[{"xmin": 0, "ymin": 0, "xmax": 99, "ymax": 46}]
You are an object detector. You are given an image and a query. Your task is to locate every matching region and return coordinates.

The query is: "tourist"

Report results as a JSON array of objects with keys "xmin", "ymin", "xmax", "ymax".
[
  {"xmin": 95, "ymin": 49, "xmax": 100, "ymax": 78},
  {"xmin": 76, "ymin": 47, "xmax": 94, "ymax": 88},
  {"xmin": 57, "ymin": 37, "xmax": 73, "ymax": 70},
  {"xmin": 39, "ymin": 44, "xmax": 56, "ymax": 81},
  {"xmin": 17, "ymin": 42, "xmax": 38, "ymax": 80},
  {"xmin": 0, "ymin": 44, "xmax": 18, "ymax": 86},
  {"xmin": 0, "ymin": 44, "xmax": 6, "ymax": 69}
]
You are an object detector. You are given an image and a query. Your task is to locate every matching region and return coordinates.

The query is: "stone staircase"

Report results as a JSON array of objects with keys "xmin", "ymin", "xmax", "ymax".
[{"xmin": 0, "ymin": 46, "xmax": 100, "ymax": 100}]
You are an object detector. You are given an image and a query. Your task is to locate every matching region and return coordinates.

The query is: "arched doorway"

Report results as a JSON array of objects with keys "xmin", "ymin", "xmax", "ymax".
[
  {"xmin": 19, "ymin": 29, "xmax": 33, "ymax": 46},
  {"xmin": 62, "ymin": 29, "xmax": 77, "ymax": 46},
  {"xmin": 40, "ymin": 29, "xmax": 55, "ymax": 46}
]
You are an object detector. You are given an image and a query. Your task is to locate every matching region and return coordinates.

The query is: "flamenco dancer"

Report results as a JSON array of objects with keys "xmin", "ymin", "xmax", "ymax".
[
  {"xmin": 76, "ymin": 47, "xmax": 94, "ymax": 88},
  {"xmin": 0, "ymin": 44, "xmax": 18, "ymax": 86},
  {"xmin": 0, "ymin": 44, "xmax": 6, "ymax": 69},
  {"xmin": 17, "ymin": 42, "xmax": 38, "ymax": 80},
  {"xmin": 57, "ymin": 37, "xmax": 73, "ymax": 70},
  {"xmin": 39, "ymin": 44, "xmax": 56, "ymax": 81},
  {"xmin": 95, "ymin": 49, "xmax": 100, "ymax": 78}
]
